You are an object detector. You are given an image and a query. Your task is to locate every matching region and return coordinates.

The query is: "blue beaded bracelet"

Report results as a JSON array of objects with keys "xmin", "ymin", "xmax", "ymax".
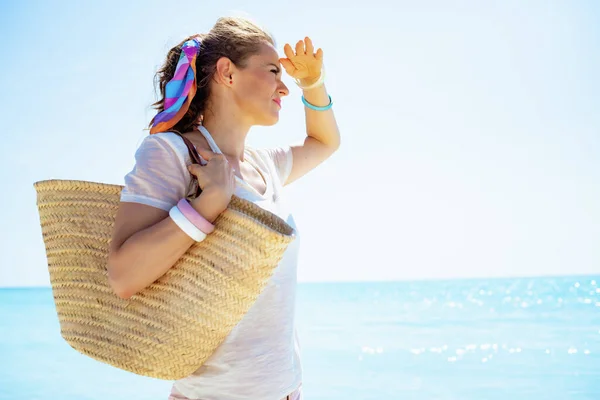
[{"xmin": 301, "ymin": 95, "xmax": 333, "ymax": 111}]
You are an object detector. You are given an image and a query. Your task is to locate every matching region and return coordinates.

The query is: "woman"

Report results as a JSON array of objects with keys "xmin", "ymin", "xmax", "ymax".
[{"xmin": 106, "ymin": 17, "xmax": 340, "ymax": 400}]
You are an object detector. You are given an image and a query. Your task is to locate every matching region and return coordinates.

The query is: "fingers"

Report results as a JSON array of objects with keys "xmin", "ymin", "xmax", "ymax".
[
  {"xmin": 316, "ymin": 48, "xmax": 324, "ymax": 61},
  {"xmin": 304, "ymin": 37, "xmax": 314, "ymax": 55},
  {"xmin": 195, "ymin": 147, "xmax": 216, "ymax": 162},
  {"xmin": 187, "ymin": 152, "xmax": 231, "ymax": 178},
  {"xmin": 187, "ymin": 163, "xmax": 203, "ymax": 176},
  {"xmin": 281, "ymin": 38, "xmax": 321, "ymax": 78},
  {"xmin": 279, "ymin": 58, "xmax": 296, "ymax": 75},
  {"xmin": 283, "ymin": 43, "xmax": 295, "ymax": 60},
  {"xmin": 284, "ymin": 38, "xmax": 319, "ymax": 58}
]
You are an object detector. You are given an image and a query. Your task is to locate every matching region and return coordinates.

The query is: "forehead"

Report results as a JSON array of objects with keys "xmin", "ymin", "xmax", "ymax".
[{"xmin": 248, "ymin": 42, "xmax": 280, "ymax": 64}]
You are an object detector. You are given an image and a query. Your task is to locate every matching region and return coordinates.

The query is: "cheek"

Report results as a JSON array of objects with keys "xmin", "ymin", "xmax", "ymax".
[
  {"xmin": 234, "ymin": 71, "xmax": 277, "ymax": 112},
  {"xmin": 246, "ymin": 72, "xmax": 277, "ymax": 97}
]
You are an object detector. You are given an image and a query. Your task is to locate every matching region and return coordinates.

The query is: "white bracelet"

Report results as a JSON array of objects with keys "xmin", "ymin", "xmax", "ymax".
[
  {"xmin": 294, "ymin": 66, "xmax": 326, "ymax": 90},
  {"xmin": 169, "ymin": 205, "xmax": 207, "ymax": 242}
]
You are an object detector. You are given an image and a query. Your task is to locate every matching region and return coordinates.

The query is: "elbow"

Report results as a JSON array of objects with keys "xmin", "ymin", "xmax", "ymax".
[
  {"xmin": 329, "ymin": 133, "xmax": 341, "ymax": 153},
  {"xmin": 333, "ymin": 137, "xmax": 341, "ymax": 152},
  {"xmin": 327, "ymin": 139, "xmax": 341, "ymax": 157},
  {"xmin": 107, "ymin": 254, "xmax": 135, "ymax": 300},
  {"xmin": 110, "ymin": 282, "xmax": 135, "ymax": 300},
  {"xmin": 322, "ymin": 138, "xmax": 341, "ymax": 155}
]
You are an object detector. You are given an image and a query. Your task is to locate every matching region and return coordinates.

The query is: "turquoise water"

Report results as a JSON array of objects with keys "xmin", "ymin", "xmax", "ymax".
[{"xmin": 1, "ymin": 276, "xmax": 600, "ymax": 399}]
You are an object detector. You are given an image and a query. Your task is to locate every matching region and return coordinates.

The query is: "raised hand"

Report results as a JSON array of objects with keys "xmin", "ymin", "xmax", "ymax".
[{"xmin": 279, "ymin": 37, "xmax": 324, "ymax": 87}]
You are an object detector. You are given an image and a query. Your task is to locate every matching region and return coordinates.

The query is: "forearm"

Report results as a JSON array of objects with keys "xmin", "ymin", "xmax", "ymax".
[
  {"xmin": 301, "ymin": 84, "xmax": 341, "ymax": 149},
  {"xmin": 108, "ymin": 191, "xmax": 226, "ymax": 299},
  {"xmin": 108, "ymin": 216, "xmax": 195, "ymax": 298}
]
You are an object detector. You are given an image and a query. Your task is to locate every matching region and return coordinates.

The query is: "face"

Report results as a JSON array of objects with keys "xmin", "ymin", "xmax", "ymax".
[{"xmin": 232, "ymin": 42, "xmax": 289, "ymax": 126}]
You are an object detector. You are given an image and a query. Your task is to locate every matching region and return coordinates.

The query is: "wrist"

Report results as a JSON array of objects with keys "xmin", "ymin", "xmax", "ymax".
[
  {"xmin": 191, "ymin": 188, "xmax": 230, "ymax": 223},
  {"xmin": 295, "ymin": 67, "xmax": 325, "ymax": 91},
  {"xmin": 299, "ymin": 76, "xmax": 321, "ymax": 87}
]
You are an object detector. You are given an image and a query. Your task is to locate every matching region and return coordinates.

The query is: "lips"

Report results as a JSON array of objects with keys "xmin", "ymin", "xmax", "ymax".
[{"xmin": 273, "ymin": 98, "xmax": 281, "ymax": 107}]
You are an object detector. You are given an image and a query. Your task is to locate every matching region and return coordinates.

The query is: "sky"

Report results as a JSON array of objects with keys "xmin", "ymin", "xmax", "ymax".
[{"xmin": 0, "ymin": 0, "xmax": 598, "ymax": 287}]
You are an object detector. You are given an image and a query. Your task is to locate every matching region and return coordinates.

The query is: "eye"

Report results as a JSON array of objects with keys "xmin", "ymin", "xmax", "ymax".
[{"xmin": 271, "ymin": 69, "xmax": 279, "ymax": 75}]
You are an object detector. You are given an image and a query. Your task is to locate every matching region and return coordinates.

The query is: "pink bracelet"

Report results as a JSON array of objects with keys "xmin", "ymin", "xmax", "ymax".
[{"xmin": 176, "ymin": 198, "xmax": 215, "ymax": 235}]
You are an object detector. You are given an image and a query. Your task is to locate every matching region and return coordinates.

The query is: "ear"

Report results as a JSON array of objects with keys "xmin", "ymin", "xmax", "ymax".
[{"xmin": 215, "ymin": 57, "xmax": 236, "ymax": 86}]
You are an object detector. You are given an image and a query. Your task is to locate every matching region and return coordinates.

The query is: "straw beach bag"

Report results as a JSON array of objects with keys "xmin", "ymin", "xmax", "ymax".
[{"xmin": 33, "ymin": 133, "xmax": 296, "ymax": 380}]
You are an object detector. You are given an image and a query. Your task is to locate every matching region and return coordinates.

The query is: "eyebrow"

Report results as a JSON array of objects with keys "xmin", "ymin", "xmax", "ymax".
[{"xmin": 267, "ymin": 63, "xmax": 281, "ymax": 72}]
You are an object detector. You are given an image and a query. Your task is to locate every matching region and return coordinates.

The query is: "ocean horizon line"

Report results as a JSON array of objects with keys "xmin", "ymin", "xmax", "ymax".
[{"xmin": 2, "ymin": 272, "xmax": 598, "ymax": 291}]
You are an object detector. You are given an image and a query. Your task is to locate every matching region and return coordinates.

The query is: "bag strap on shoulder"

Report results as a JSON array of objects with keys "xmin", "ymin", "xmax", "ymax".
[{"xmin": 170, "ymin": 131, "xmax": 203, "ymax": 198}]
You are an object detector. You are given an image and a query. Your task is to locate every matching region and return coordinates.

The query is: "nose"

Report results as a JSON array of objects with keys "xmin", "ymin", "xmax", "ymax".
[{"xmin": 278, "ymin": 80, "xmax": 289, "ymax": 97}]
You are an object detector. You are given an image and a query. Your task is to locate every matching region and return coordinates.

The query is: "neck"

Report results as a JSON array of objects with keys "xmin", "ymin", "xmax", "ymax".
[{"xmin": 200, "ymin": 94, "xmax": 251, "ymax": 161}]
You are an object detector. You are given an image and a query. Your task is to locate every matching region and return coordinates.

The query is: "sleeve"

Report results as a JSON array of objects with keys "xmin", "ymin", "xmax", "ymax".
[
  {"xmin": 119, "ymin": 134, "xmax": 189, "ymax": 211},
  {"xmin": 259, "ymin": 146, "xmax": 294, "ymax": 186}
]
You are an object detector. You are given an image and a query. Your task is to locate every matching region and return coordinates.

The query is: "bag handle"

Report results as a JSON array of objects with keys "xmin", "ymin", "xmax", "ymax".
[
  {"xmin": 176, "ymin": 132, "xmax": 204, "ymax": 165},
  {"xmin": 171, "ymin": 131, "xmax": 204, "ymax": 198}
]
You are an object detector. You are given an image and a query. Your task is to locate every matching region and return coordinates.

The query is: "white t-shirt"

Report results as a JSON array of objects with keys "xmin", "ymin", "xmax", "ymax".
[{"xmin": 120, "ymin": 131, "xmax": 302, "ymax": 400}]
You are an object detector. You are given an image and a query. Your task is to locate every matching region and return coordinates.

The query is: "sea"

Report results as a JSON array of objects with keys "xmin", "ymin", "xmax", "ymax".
[{"xmin": 1, "ymin": 275, "xmax": 599, "ymax": 400}]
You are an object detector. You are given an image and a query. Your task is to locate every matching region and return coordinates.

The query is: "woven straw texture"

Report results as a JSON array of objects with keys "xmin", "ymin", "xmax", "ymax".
[{"xmin": 33, "ymin": 179, "xmax": 295, "ymax": 380}]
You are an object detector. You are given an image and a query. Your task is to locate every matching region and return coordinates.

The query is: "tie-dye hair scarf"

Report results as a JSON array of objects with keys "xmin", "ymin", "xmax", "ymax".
[{"xmin": 150, "ymin": 38, "xmax": 201, "ymax": 134}]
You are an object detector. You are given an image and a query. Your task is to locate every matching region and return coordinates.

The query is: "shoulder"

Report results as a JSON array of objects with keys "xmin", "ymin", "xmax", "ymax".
[
  {"xmin": 139, "ymin": 131, "xmax": 186, "ymax": 152},
  {"xmin": 120, "ymin": 132, "xmax": 192, "ymax": 211},
  {"xmin": 134, "ymin": 131, "xmax": 189, "ymax": 164}
]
